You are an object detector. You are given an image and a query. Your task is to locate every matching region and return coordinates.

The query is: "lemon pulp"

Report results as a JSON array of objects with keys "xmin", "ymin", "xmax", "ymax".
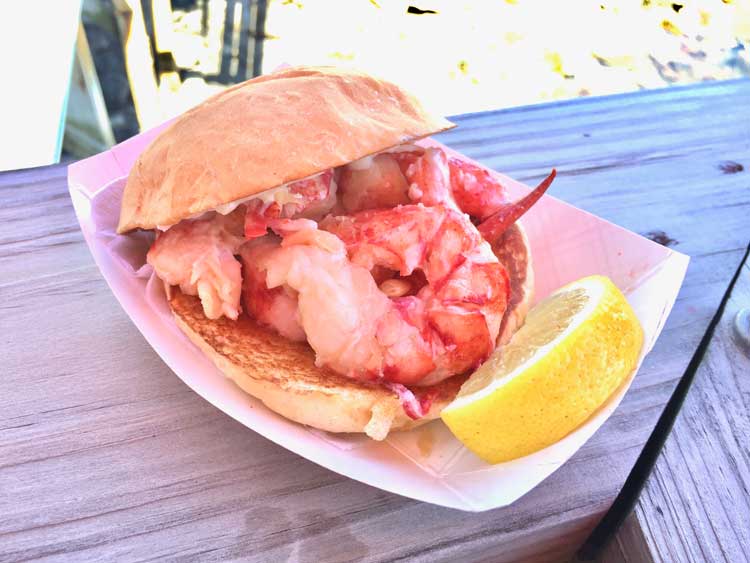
[{"xmin": 441, "ymin": 275, "xmax": 644, "ymax": 464}]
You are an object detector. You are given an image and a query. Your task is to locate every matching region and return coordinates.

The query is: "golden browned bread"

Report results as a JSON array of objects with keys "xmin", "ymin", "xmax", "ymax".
[
  {"xmin": 170, "ymin": 288, "xmax": 467, "ymax": 440},
  {"xmin": 118, "ymin": 66, "xmax": 454, "ymax": 233},
  {"xmin": 167, "ymin": 222, "xmax": 533, "ymax": 439}
]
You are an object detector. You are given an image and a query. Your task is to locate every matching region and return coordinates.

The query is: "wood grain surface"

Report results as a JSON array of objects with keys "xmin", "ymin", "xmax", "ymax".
[
  {"xmin": 631, "ymin": 254, "xmax": 750, "ymax": 563},
  {"xmin": 599, "ymin": 513, "xmax": 655, "ymax": 563},
  {"xmin": 1, "ymin": 79, "xmax": 749, "ymax": 562}
]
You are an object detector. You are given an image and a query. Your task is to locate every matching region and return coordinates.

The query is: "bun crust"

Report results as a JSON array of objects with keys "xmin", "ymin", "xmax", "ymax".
[
  {"xmin": 494, "ymin": 223, "xmax": 534, "ymax": 345},
  {"xmin": 167, "ymin": 222, "xmax": 533, "ymax": 439},
  {"xmin": 170, "ymin": 288, "xmax": 465, "ymax": 440},
  {"xmin": 118, "ymin": 66, "xmax": 454, "ymax": 233}
]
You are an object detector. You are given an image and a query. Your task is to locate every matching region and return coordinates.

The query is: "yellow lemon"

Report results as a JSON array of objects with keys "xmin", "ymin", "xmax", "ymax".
[{"xmin": 441, "ymin": 275, "xmax": 644, "ymax": 464}]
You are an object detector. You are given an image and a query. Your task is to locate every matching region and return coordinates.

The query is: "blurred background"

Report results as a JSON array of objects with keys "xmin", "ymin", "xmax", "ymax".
[{"xmin": 1, "ymin": 0, "xmax": 748, "ymax": 170}]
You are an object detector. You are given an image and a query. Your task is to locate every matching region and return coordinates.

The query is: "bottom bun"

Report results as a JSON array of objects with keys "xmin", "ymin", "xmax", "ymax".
[
  {"xmin": 168, "ymin": 223, "xmax": 533, "ymax": 440},
  {"xmin": 170, "ymin": 289, "xmax": 466, "ymax": 440},
  {"xmin": 494, "ymin": 222, "xmax": 534, "ymax": 345}
]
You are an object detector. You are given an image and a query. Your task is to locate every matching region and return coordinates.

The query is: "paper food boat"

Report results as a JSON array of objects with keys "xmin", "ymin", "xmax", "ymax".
[{"xmin": 67, "ymin": 119, "xmax": 688, "ymax": 512}]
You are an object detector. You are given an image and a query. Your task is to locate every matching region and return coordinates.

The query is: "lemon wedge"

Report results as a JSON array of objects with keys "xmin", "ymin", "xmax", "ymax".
[{"xmin": 441, "ymin": 275, "xmax": 644, "ymax": 463}]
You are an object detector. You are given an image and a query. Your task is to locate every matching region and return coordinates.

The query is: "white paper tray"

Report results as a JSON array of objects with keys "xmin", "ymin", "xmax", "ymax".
[{"xmin": 67, "ymin": 123, "xmax": 688, "ymax": 511}]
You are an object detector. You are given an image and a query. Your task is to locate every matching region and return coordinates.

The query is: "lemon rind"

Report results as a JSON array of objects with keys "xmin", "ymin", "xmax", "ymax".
[{"xmin": 444, "ymin": 276, "xmax": 608, "ymax": 412}]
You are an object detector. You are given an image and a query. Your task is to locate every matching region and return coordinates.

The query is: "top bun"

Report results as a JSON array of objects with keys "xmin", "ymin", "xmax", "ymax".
[{"xmin": 118, "ymin": 66, "xmax": 455, "ymax": 233}]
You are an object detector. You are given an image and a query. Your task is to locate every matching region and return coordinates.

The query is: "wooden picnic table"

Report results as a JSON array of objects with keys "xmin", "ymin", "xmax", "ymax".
[{"xmin": 2, "ymin": 79, "xmax": 748, "ymax": 562}]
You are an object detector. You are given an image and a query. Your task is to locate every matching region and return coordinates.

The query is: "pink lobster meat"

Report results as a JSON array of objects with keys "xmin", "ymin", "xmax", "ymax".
[
  {"xmin": 147, "ymin": 208, "xmax": 246, "ymax": 320},
  {"xmin": 241, "ymin": 206, "xmax": 509, "ymax": 386},
  {"xmin": 338, "ymin": 146, "xmax": 556, "ymax": 241},
  {"xmin": 244, "ymin": 169, "xmax": 336, "ymax": 238},
  {"xmin": 148, "ymin": 143, "xmax": 555, "ymax": 402}
]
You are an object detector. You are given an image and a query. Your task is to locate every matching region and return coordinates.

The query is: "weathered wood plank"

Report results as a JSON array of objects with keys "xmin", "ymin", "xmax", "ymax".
[
  {"xmin": 1, "ymin": 80, "xmax": 749, "ymax": 562},
  {"xmin": 631, "ymin": 257, "xmax": 750, "ymax": 563},
  {"xmin": 599, "ymin": 513, "xmax": 655, "ymax": 563}
]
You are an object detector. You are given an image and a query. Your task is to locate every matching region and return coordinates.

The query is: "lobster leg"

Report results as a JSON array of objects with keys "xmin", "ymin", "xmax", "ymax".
[{"xmin": 478, "ymin": 169, "xmax": 556, "ymax": 243}]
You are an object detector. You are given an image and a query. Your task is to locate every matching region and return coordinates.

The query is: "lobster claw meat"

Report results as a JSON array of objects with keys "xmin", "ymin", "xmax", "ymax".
[{"xmin": 478, "ymin": 169, "xmax": 557, "ymax": 244}]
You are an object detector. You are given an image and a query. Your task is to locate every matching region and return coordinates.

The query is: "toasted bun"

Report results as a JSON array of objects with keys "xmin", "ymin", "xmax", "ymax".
[
  {"xmin": 118, "ymin": 66, "xmax": 454, "ymax": 233},
  {"xmin": 167, "ymin": 222, "xmax": 533, "ymax": 439},
  {"xmin": 170, "ymin": 288, "xmax": 466, "ymax": 440},
  {"xmin": 494, "ymin": 223, "xmax": 534, "ymax": 345}
]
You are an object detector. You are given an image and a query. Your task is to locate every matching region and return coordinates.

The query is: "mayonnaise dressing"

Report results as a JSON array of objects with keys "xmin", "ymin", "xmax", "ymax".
[
  {"xmin": 213, "ymin": 183, "xmax": 304, "ymax": 216},
  {"xmin": 344, "ymin": 143, "xmax": 422, "ymax": 172},
  {"xmin": 157, "ymin": 144, "xmax": 419, "ymax": 230},
  {"xmin": 157, "ymin": 179, "xmax": 307, "ymax": 230}
]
